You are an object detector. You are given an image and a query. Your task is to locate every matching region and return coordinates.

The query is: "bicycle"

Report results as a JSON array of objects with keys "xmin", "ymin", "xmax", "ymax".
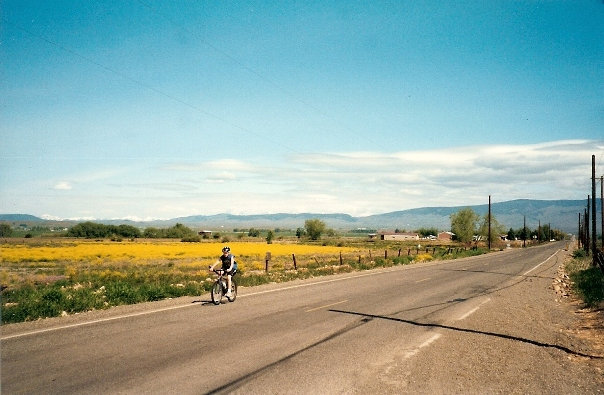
[{"xmin": 210, "ymin": 268, "xmax": 237, "ymax": 305}]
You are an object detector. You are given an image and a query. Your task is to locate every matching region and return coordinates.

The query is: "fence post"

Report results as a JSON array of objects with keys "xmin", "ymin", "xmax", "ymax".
[
  {"xmin": 265, "ymin": 252, "xmax": 271, "ymax": 273},
  {"xmin": 339, "ymin": 251, "xmax": 343, "ymax": 265},
  {"xmin": 292, "ymin": 253, "xmax": 297, "ymax": 270},
  {"xmin": 384, "ymin": 250, "xmax": 388, "ymax": 259},
  {"xmin": 398, "ymin": 248, "xmax": 401, "ymax": 257}
]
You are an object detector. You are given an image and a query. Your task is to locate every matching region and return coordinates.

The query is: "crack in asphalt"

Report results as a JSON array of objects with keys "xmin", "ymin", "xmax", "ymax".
[{"xmin": 329, "ymin": 309, "xmax": 604, "ymax": 360}]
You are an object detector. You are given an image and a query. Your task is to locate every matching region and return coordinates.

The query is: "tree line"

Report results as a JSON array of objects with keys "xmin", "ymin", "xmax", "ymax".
[
  {"xmin": 2, "ymin": 209, "xmax": 564, "ymax": 244},
  {"xmin": 66, "ymin": 222, "xmax": 197, "ymax": 240},
  {"xmin": 450, "ymin": 207, "xmax": 563, "ymax": 244}
]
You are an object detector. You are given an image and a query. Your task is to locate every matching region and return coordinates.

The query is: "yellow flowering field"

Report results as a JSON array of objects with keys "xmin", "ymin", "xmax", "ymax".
[
  {"xmin": 0, "ymin": 238, "xmax": 488, "ymax": 323},
  {"xmin": 0, "ymin": 240, "xmax": 357, "ymax": 264}
]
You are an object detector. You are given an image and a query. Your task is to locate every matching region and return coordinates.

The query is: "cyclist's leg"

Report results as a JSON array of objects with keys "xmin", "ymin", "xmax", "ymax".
[{"xmin": 226, "ymin": 273, "xmax": 232, "ymax": 293}]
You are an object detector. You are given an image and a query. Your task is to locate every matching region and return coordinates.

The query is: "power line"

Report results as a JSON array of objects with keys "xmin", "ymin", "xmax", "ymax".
[
  {"xmin": 2, "ymin": 17, "xmax": 300, "ymax": 155},
  {"xmin": 134, "ymin": 0, "xmax": 380, "ymax": 148}
]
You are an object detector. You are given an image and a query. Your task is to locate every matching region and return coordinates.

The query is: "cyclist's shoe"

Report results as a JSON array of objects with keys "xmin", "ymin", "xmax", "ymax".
[{"xmin": 225, "ymin": 290, "xmax": 232, "ymax": 298}]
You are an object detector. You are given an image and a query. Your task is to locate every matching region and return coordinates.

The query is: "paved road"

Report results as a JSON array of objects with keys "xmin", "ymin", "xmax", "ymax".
[{"xmin": 2, "ymin": 242, "xmax": 601, "ymax": 394}]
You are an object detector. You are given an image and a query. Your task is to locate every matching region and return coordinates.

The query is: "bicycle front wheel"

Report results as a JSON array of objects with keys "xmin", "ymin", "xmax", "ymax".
[{"xmin": 211, "ymin": 282, "xmax": 222, "ymax": 305}]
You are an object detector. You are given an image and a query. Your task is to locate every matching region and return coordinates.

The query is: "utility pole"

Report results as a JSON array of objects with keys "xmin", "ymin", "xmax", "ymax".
[
  {"xmin": 601, "ymin": 175, "xmax": 603, "ymax": 251},
  {"xmin": 538, "ymin": 220, "xmax": 541, "ymax": 243},
  {"xmin": 592, "ymin": 155, "xmax": 597, "ymax": 265},
  {"xmin": 578, "ymin": 213, "xmax": 582, "ymax": 249},
  {"xmin": 586, "ymin": 197, "xmax": 590, "ymax": 255},
  {"xmin": 488, "ymin": 195, "xmax": 492, "ymax": 250},
  {"xmin": 523, "ymin": 215, "xmax": 526, "ymax": 248}
]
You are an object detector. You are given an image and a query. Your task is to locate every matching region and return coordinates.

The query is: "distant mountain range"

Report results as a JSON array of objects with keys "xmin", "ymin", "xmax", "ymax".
[{"xmin": 1, "ymin": 199, "xmax": 597, "ymax": 234}]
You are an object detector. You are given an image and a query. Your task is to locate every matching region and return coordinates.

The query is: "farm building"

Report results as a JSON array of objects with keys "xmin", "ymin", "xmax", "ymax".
[
  {"xmin": 379, "ymin": 232, "xmax": 420, "ymax": 241},
  {"xmin": 438, "ymin": 231, "xmax": 455, "ymax": 240}
]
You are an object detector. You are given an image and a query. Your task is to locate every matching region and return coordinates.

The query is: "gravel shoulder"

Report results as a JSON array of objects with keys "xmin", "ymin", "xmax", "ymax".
[{"xmin": 397, "ymin": 248, "xmax": 603, "ymax": 394}]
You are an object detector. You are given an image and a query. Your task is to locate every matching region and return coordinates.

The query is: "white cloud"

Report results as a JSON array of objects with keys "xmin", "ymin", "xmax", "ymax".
[
  {"xmin": 12, "ymin": 140, "xmax": 603, "ymax": 219},
  {"xmin": 53, "ymin": 181, "xmax": 72, "ymax": 190}
]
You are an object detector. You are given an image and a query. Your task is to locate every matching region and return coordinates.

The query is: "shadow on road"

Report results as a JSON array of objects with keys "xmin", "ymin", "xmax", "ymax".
[
  {"xmin": 329, "ymin": 308, "xmax": 603, "ymax": 360},
  {"xmin": 191, "ymin": 299, "xmax": 214, "ymax": 306}
]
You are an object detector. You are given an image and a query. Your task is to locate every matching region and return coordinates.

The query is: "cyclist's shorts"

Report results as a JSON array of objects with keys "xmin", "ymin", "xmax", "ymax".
[{"xmin": 223, "ymin": 263, "xmax": 237, "ymax": 276}]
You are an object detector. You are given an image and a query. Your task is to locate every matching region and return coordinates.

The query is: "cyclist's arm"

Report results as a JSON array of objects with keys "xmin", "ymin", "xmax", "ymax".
[{"xmin": 208, "ymin": 259, "xmax": 220, "ymax": 271}]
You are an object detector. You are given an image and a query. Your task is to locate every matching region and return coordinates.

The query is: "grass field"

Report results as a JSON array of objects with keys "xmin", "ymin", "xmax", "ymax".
[{"xmin": 0, "ymin": 238, "xmax": 486, "ymax": 324}]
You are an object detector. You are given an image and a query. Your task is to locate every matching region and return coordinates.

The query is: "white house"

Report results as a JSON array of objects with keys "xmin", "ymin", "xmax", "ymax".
[{"xmin": 379, "ymin": 232, "xmax": 420, "ymax": 241}]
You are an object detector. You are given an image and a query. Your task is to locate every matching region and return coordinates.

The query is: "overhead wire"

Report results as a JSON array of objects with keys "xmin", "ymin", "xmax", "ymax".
[
  {"xmin": 1, "ymin": 17, "xmax": 301, "ymax": 155},
  {"xmin": 134, "ymin": 0, "xmax": 381, "ymax": 149}
]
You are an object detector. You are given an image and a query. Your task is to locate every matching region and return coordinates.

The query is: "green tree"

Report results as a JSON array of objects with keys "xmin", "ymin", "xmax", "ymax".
[
  {"xmin": 67, "ymin": 222, "xmax": 109, "ymax": 238},
  {"xmin": 450, "ymin": 208, "xmax": 479, "ymax": 243},
  {"xmin": 164, "ymin": 223, "xmax": 195, "ymax": 239},
  {"xmin": 116, "ymin": 224, "xmax": 141, "ymax": 238},
  {"xmin": 478, "ymin": 214, "xmax": 506, "ymax": 245},
  {"xmin": 0, "ymin": 223, "xmax": 13, "ymax": 237},
  {"xmin": 304, "ymin": 219, "xmax": 326, "ymax": 241},
  {"xmin": 143, "ymin": 227, "xmax": 162, "ymax": 238},
  {"xmin": 417, "ymin": 227, "xmax": 438, "ymax": 238},
  {"xmin": 266, "ymin": 230, "xmax": 274, "ymax": 244},
  {"xmin": 295, "ymin": 227, "xmax": 306, "ymax": 238}
]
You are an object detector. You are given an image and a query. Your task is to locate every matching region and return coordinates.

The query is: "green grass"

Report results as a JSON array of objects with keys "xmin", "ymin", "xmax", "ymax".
[{"xmin": 566, "ymin": 253, "xmax": 604, "ymax": 308}]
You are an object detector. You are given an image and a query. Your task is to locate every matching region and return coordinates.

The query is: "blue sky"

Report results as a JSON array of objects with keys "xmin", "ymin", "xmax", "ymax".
[{"xmin": 1, "ymin": 1, "xmax": 603, "ymax": 220}]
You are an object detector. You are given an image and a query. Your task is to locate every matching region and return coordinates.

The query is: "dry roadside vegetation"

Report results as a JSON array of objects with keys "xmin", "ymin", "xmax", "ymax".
[{"xmin": 559, "ymin": 249, "xmax": 604, "ymax": 364}]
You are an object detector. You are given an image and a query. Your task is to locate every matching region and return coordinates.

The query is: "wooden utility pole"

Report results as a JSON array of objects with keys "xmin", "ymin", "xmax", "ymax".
[
  {"xmin": 592, "ymin": 155, "xmax": 597, "ymax": 264},
  {"xmin": 577, "ymin": 213, "xmax": 583, "ymax": 248},
  {"xmin": 585, "ymin": 195, "xmax": 591, "ymax": 255},
  {"xmin": 488, "ymin": 195, "xmax": 492, "ymax": 250},
  {"xmin": 523, "ymin": 215, "xmax": 526, "ymax": 248},
  {"xmin": 538, "ymin": 220, "xmax": 541, "ymax": 243}
]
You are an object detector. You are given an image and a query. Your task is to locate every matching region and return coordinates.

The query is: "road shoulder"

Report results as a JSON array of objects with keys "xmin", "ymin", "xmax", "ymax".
[{"xmin": 399, "ymin": 248, "xmax": 604, "ymax": 394}]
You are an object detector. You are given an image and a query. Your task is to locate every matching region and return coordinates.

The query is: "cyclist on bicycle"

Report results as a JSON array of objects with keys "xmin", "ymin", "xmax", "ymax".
[{"xmin": 209, "ymin": 246, "xmax": 238, "ymax": 297}]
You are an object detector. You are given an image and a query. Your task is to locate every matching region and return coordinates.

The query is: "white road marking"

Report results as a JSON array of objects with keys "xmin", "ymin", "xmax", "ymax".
[
  {"xmin": 403, "ymin": 333, "xmax": 442, "ymax": 360},
  {"xmin": 415, "ymin": 277, "xmax": 431, "ymax": 283},
  {"xmin": 457, "ymin": 298, "xmax": 491, "ymax": 321},
  {"xmin": 522, "ymin": 250, "xmax": 559, "ymax": 276},
  {"xmin": 1, "ymin": 303, "xmax": 193, "ymax": 340},
  {"xmin": 3, "ymin": 250, "xmax": 560, "ymax": 341},
  {"xmin": 305, "ymin": 300, "xmax": 348, "ymax": 313},
  {"xmin": 1, "ymin": 269, "xmax": 398, "ymax": 340}
]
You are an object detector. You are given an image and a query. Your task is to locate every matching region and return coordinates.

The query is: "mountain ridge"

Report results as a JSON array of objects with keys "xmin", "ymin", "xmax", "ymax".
[{"xmin": 1, "ymin": 199, "xmax": 595, "ymax": 234}]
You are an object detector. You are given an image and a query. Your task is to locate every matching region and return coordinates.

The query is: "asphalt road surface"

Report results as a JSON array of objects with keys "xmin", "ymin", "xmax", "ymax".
[{"xmin": 2, "ymin": 241, "xmax": 602, "ymax": 394}]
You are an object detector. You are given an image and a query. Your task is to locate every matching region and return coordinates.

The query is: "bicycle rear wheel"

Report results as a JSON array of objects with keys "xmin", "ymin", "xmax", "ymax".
[
  {"xmin": 211, "ymin": 282, "xmax": 222, "ymax": 305},
  {"xmin": 227, "ymin": 279, "xmax": 237, "ymax": 302}
]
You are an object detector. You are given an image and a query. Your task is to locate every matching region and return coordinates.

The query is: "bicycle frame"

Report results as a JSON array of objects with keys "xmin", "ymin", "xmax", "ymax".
[{"xmin": 210, "ymin": 269, "xmax": 237, "ymax": 305}]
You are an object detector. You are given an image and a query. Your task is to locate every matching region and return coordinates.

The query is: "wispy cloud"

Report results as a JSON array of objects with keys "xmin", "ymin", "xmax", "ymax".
[
  {"xmin": 53, "ymin": 181, "xmax": 72, "ymax": 190},
  {"xmin": 12, "ymin": 140, "xmax": 602, "ymax": 219}
]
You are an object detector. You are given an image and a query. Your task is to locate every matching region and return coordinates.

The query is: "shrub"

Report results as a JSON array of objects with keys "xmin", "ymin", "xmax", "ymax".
[
  {"xmin": 416, "ymin": 253, "xmax": 433, "ymax": 262},
  {"xmin": 570, "ymin": 267, "xmax": 604, "ymax": 307},
  {"xmin": 567, "ymin": 256, "xmax": 604, "ymax": 307},
  {"xmin": 572, "ymin": 249, "xmax": 587, "ymax": 258}
]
